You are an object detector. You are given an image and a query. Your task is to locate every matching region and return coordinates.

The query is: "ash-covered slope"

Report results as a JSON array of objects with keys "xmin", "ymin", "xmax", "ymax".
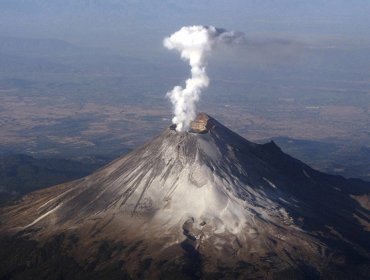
[{"xmin": 0, "ymin": 113, "xmax": 369, "ymax": 280}]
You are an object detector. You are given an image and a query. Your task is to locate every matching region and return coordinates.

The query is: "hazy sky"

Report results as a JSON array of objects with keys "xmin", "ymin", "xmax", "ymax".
[
  {"xmin": 1, "ymin": 0, "xmax": 370, "ymax": 58},
  {"xmin": 0, "ymin": 1, "xmax": 369, "ymax": 153}
]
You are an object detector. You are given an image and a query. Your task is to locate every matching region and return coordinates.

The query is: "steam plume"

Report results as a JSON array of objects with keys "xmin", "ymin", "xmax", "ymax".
[{"xmin": 164, "ymin": 25, "xmax": 244, "ymax": 132}]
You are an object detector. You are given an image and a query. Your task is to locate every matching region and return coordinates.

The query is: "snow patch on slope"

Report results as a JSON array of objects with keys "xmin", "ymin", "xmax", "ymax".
[{"xmin": 25, "ymin": 203, "xmax": 62, "ymax": 228}]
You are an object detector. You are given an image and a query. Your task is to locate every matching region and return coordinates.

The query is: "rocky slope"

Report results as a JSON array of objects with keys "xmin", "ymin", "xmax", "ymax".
[{"xmin": 0, "ymin": 113, "xmax": 369, "ymax": 279}]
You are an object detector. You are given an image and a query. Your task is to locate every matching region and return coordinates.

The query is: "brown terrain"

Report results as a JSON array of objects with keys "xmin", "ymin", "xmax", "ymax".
[{"xmin": 0, "ymin": 86, "xmax": 369, "ymax": 157}]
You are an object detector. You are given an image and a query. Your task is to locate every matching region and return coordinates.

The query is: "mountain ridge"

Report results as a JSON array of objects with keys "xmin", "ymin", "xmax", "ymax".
[{"xmin": 0, "ymin": 113, "xmax": 369, "ymax": 279}]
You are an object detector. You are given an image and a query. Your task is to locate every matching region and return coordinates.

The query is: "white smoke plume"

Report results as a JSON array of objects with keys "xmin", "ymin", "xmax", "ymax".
[{"xmin": 164, "ymin": 25, "xmax": 244, "ymax": 132}]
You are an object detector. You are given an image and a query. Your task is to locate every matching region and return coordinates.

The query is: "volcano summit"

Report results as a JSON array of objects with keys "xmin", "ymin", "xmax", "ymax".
[{"xmin": 0, "ymin": 113, "xmax": 369, "ymax": 279}]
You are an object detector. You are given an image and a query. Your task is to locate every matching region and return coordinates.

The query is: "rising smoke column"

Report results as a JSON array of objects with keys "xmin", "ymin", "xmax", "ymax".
[{"xmin": 164, "ymin": 25, "xmax": 244, "ymax": 132}]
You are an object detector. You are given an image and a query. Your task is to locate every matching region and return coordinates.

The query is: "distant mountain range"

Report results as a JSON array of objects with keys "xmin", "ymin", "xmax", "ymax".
[
  {"xmin": 0, "ymin": 36, "xmax": 157, "ymax": 76},
  {"xmin": 0, "ymin": 36, "xmax": 82, "ymax": 57}
]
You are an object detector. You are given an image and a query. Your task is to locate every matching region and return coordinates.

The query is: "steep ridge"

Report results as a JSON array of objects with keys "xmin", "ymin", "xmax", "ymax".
[{"xmin": 0, "ymin": 113, "xmax": 369, "ymax": 279}]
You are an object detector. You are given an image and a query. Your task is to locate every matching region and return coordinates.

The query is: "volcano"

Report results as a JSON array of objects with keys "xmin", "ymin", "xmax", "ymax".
[{"xmin": 0, "ymin": 113, "xmax": 369, "ymax": 280}]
